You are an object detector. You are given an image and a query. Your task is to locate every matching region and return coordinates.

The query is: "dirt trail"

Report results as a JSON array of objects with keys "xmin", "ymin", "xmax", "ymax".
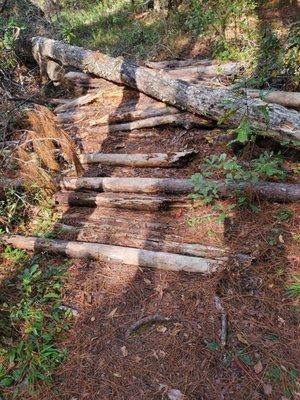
[{"xmin": 36, "ymin": 78, "xmax": 300, "ymax": 400}]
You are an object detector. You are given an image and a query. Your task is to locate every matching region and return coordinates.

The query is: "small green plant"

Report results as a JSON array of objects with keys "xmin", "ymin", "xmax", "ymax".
[
  {"xmin": 189, "ymin": 173, "xmax": 219, "ymax": 205},
  {"xmin": 189, "ymin": 151, "xmax": 287, "ymax": 221},
  {"xmin": 286, "ymin": 276, "xmax": 300, "ymax": 298},
  {"xmin": 0, "ymin": 255, "xmax": 72, "ymax": 396},
  {"xmin": 276, "ymin": 209, "xmax": 293, "ymax": 221},
  {"xmin": 251, "ymin": 152, "xmax": 286, "ymax": 180},
  {"xmin": 33, "ymin": 199, "xmax": 57, "ymax": 238},
  {"xmin": 3, "ymin": 246, "xmax": 29, "ymax": 266}
]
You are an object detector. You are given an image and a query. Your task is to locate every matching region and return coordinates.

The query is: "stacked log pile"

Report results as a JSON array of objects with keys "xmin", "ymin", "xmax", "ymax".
[{"xmin": 2, "ymin": 37, "xmax": 300, "ymax": 273}]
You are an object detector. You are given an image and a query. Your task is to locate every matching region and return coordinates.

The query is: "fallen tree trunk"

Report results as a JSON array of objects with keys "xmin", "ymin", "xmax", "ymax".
[
  {"xmin": 31, "ymin": 37, "xmax": 300, "ymax": 142},
  {"xmin": 55, "ymin": 191, "xmax": 185, "ymax": 211},
  {"xmin": 1, "ymin": 235, "xmax": 222, "ymax": 273},
  {"xmin": 60, "ymin": 177, "xmax": 300, "ymax": 202},
  {"xmin": 54, "ymin": 222, "xmax": 229, "ymax": 260},
  {"xmin": 79, "ymin": 150, "xmax": 195, "ymax": 167}
]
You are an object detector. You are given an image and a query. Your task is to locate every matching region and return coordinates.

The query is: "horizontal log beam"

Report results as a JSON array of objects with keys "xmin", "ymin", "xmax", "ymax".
[
  {"xmin": 1, "ymin": 235, "xmax": 222, "ymax": 273},
  {"xmin": 55, "ymin": 191, "xmax": 185, "ymax": 211},
  {"xmin": 54, "ymin": 222, "xmax": 229, "ymax": 260},
  {"xmin": 79, "ymin": 151, "xmax": 195, "ymax": 167},
  {"xmin": 31, "ymin": 37, "xmax": 300, "ymax": 142},
  {"xmin": 59, "ymin": 177, "xmax": 300, "ymax": 202}
]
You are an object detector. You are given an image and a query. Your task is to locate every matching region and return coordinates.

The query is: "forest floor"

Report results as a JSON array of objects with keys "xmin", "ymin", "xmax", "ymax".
[{"xmin": 0, "ymin": 1, "xmax": 299, "ymax": 399}]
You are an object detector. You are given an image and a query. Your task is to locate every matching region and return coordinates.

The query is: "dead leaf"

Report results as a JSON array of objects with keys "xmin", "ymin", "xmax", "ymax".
[
  {"xmin": 254, "ymin": 361, "xmax": 263, "ymax": 374},
  {"xmin": 263, "ymin": 383, "xmax": 272, "ymax": 396},
  {"xmin": 157, "ymin": 325, "xmax": 167, "ymax": 333},
  {"xmin": 90, "ymin": 316, "xmax": 95, "ymax": 322},
  {"xmin": 278, "ymin": 234, "xmax": 284, "ymax": 243},
  {"xmin": 134, "ymin": 356, "xmax": 142, "ymax": 363},
  {"xmin": 121, "ymin": 346, "xmax": 128, "ymax": 357},
  {"xmin": 107, "ymin": 307, "xmax": 118, "ymax": 318},
  {"xmin": 167, "ymin": 388, "xmax": 185, "ymax": 400},
  {"xmin": 144, "ymin": 278, "xmax": 152, "ymax": 285},
  {"xmin": 237, "ymin": 333, "xmax": 249, "ymax": 345},
  {"xmin": 171, "ymin": 323, "xmax": 182, "ymax": 336}
]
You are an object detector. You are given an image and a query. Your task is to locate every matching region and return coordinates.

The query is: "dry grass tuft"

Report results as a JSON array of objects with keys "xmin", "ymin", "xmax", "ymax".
[{"xmin": 17, "ymin": 105, "xmax": 83, "ymax": 193}]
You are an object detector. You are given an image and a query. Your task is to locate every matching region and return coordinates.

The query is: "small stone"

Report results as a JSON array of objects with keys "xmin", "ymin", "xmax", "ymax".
[
  {"xmin": 263, "ymin": 383, "xmax": 272, "ymax": 396},
  {"xmin": 120, "ymin": 346, "xmax": 128, "ymax": 357},
  {"xmin": 90, "ymin": 316, "xmax": 95, "ymax": 322},
  {"xmin": 167, "ymin": 388, "xmax": 185, "ymax": 400},
  {"xmin": 254, "ymin": 361, "xmax": 263, "ymax": 374}
]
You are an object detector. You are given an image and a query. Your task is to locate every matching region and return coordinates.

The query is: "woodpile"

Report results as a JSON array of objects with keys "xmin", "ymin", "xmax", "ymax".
[{"xmin": 31, "ymin": 37, "xmax": 300, "ymax": 142}]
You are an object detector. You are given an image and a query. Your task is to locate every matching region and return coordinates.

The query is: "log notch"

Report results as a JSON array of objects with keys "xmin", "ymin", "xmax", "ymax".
[
  {"xmin": 59, "ymin": 177, "xmax": 300, "ymax": 202},
  {"xmin": 1, "ymin": 235, "xmax": 222, "ymax": 274},
  {"xmin": 55, "ymin": 191, "xmax": 185, "ymax": 211},
  {"xmin": 31, "ymin": 37, "xmax": 300, "ymax": 142},
  {"xmin": 79, "ymin": 150, "xmax": 196, "ymax": 167}
]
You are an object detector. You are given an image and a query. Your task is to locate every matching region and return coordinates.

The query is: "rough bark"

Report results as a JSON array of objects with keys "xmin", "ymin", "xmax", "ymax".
[
  {"xmin": 31, "ymin": 37, "xmax": 300, "ymax": 142},
  {"xmin": 55, "ymin": 191, "xmax": 185, "ymax": 211},
  {"xmin": 79, "ymin": 150, "xmax": 195, "ymax": 167},
  {"xmin": 1, "ymin": 235, "xmax": 222, "ymax": 274},
  {"xmin": 59, "ymin": 177, "xmax": 300, "ymax": 202}
]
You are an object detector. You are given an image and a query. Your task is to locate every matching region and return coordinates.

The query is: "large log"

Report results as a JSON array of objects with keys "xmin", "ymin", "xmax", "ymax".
[
  {"xmin": 1, "ymin": 235, "xmax": 222, "ymax": 273},
  {"xmin": 145, "ymin": 59, "xmax": 243, "ymax": 72},
  {"xmin": 59, "ymin": 177, "xmax": 300, "ymax": 202},
  {"xmin": 163, "ymin": 63, "xmax": 242, "ymax": 78},
  {"xmin": 57, "ymin": 103, "xmax": 179, "ymax": 125},
  {"xmin": 55, "ymin": 191, "xmax": 185, "ymax": 211},
  {"xmin": 54, "ymin": 222, "xmax": 229, "ymax": 260},
  {"xmin": 31, "ymin": 37, "xmax": 300, "ymax": 142},
  {"xmin": 247, "ymin": 89, "xmax": 300, "ymax": 110},
  {"xmin": 79, "ymin": 151, "xmax": 195, "ymax": 167}
]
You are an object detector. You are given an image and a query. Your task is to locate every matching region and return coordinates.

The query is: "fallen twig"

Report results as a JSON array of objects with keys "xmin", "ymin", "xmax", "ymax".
[
  {"xmin": 125, "ymin": 314, "xmax": 173, "ymax": 338},
  {"xmin": 214, "ymin": 295, "xmax": 227, "ymax": 347}
]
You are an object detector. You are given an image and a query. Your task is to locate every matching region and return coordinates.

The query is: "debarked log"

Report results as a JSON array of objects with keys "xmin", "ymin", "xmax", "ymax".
[
  {"xmin": 85, "ymin": 113, "xmax": 213, "ymax": 135},
  {"xmin": 1, "ymin": 235, "xmax": 222, "ymax": 273},
  {"xmin": 54, "ymin": 222, "xmax": 229, "ymax": 260},
  {"xmin": 31, "ymin": 37, "xmax": 300, "ymax": 142},
  {"xmin": 59, "ymin": 177, "xmax": 300, "ymax": 202},
  {"xmin": 79, "ymin": 150, "xmax": 196, "ymax": 167}
]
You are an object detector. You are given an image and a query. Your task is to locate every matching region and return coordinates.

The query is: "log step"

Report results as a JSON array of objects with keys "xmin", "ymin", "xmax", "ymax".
[
  {"xmin": 2, "ymin": 235, "xmax": 223, "ymax": 274},
  {"xmin": 54, "ymin": 222, "xmax": 251, "ymax": 263},
  {"xmin": 60, "ymin": 177, "xmax": 300, "ymax": 202},
  {"xmin": 55, "ymin": 191, "xmax": 185, "ymax": 211},
  {"xmin": 79, "ymin": 150, "xmax": 195, "ymax": 168}
]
